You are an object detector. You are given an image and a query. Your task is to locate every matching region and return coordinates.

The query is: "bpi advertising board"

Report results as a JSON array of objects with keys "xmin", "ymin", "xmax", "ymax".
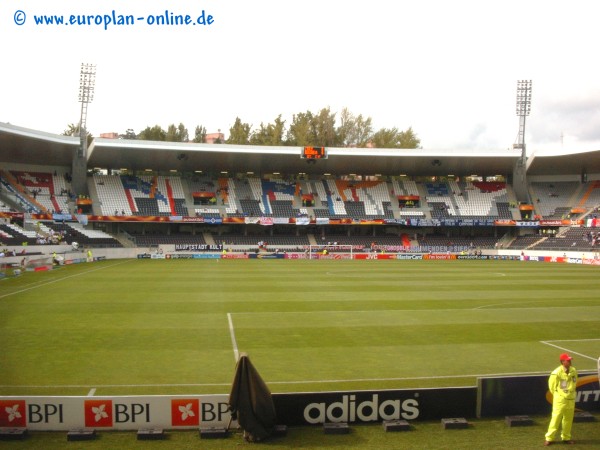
[{"xmin": 0, "ymin": 395, "xmax": 230, "ymax": 431}]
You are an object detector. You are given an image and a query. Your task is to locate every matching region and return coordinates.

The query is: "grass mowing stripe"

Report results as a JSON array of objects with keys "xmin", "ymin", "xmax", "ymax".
[{"xmin": 228, "ymin": 307, "xmax": 600, "ymax": 326}]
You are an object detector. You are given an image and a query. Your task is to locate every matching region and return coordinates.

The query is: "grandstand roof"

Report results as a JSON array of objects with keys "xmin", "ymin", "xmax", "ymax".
[
  {"xmin": 527, "ymin": 148, "xmax": 600, "ymax": 176},
  {"xmin": 2, "ymin": 121, "xmax": 600, "ymax": 177},
  {"xmin": 0, "ymin": 122, "xmax": 79, "ymax": 166},
  {"xmin": 87, "ymin": 138, "xmax": 524, "ymax": 177}
]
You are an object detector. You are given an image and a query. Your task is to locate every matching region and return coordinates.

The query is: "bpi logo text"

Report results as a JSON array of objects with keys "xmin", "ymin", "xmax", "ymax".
[
  {"xmin": 0, "ymin": 400, "xmax": 64, "ymax": 426},
  {"xmin": 171, "ymin": 399, "xmax": 230, "ymax": 426},
  {"xmin": 84, "ymin": 400, "xmax": 150, "ymax": 427}
]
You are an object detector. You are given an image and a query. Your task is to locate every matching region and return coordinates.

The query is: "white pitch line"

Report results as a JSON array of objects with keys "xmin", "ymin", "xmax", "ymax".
[
  {"xmin": 0, "ymin": 260, "xmax": 132, "ymax": 300},
  {"xmin": 0, "ymin": 383, "xmax": 232, "ymax": 389},
  {"xmin": 0, "ymin": 370, "xmax": 568, "ymax": 390},
  {"xmin": 231, "ymin": 305, "xmax": 600, "ymax": 315},
  {"xmin": 540, "ymin": 340, "xmax": 599, "ymax": 361},
  {"xmin": 87, "ymin": 388, "xmax": 96, "ymax": 396},
  {"xmin": 265, "ymin": 371, "xmax": 552, "ymax": 384},
  {"xmin": 227, "ymin": 313, "xmax": 239, "ymax": 362}
]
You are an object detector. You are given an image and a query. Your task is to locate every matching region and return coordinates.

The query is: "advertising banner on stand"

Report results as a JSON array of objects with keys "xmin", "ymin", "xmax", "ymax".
[
  {"xmin": 272, "ymin": 387, "xmax": 477, "ymax": 425},
  {"xmin": 0, "ymin": 395, "xmax": 230, "ymax": 431},
  {"xmin": 477, "ymin": 371, "xmax": 599, "ymax": 417}
]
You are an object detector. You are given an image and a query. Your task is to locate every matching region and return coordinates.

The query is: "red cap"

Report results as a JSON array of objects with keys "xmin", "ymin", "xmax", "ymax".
[{"xmin": 560, "ymin": 353, "xmax": 572, "ymax": 361}]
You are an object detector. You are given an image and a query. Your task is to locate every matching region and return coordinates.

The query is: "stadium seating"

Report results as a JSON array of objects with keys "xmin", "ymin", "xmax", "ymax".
[
  {"xmin": 45, "ymin": 222, "xmax": 123, "ymax": 248},
  {"xmin": 530, "ymin": 182, "xmax": 579, "ymax": 218},
  {"xmin": 93, "ymin": 174, "xmax": 189, "ymax": 217},
  {"xmin": 0, "ymin": 222, "xmax": 39, "ymax": 245},
  {"xmin": 5, "ymin": 166, "xmax": 600, "ymax": 255},
  {"xmin": 131, "ymin": 233, "xmax": 207, "ymax": 247},
  {"xmin": 93, "ymin": 174, "xmax": 133, "ymax": 215},
  {"xmin": 533, "ymin": 227, "xmax": 597, "ymax": 250},
  {"xmin": 2, "ymin": 170, "xmax": 72, "ymax": 214}
]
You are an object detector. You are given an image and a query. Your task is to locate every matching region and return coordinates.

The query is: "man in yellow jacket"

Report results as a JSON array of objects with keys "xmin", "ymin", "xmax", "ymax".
[{"xmin": 544, "ymin": 353, "xmax": 577, "ymax": 446}]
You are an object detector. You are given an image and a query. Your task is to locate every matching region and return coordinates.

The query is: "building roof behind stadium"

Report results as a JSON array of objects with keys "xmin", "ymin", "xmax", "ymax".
[{"xmin": 1, "ymin": 122, "xmax": 599, "ymax": 177}]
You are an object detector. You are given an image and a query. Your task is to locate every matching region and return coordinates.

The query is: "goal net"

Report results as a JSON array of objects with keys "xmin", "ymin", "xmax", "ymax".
[
  {"xmin": 25, "ymin": 255, "xmax": 55, "ymax": 270},
  {"xmin": 306, "ymin": 244, "xmax": 354, "ymax": 260}
]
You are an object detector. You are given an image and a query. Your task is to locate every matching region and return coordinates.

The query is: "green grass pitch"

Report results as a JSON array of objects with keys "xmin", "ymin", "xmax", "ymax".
[{"xmin": 1, "ymin": 258, "xmax": 599, "ymax": 397}]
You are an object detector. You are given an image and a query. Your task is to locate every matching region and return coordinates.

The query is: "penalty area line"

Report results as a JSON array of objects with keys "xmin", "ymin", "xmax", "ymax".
[
  {"xmin": 227, "ymin": 313, "xmax": 239, "ymax": 362},
  {"xmin": 540, "ymin": 340, "xmax": 598, "ymax": 361},
  {"xmin": 0, "ymin": 260, "xmax": 133, "ymax": 300}
]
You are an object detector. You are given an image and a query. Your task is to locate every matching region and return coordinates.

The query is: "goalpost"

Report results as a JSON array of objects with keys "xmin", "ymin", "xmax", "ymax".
[
  {"xmin": 24, "ymin": 255, "xmax": 55, "ymax": 270},
  {"xmin": 307, "ymin": 244, "xmax": 354, "ymax": 260},
  {"xmin": 0, "ymin": 255, "xmax": 53, "ymax": 277}
]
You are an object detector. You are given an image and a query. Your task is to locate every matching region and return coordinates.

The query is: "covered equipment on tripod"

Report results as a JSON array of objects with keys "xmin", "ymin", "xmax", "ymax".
[{"xmin": 228, "ymin": 353, "xmax": 276, "ymax": 442}]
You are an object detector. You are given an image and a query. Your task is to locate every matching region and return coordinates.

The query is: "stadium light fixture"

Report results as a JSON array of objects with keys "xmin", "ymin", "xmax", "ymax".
[
  {"xmin": 77, "ymin": 63, "xmax": 96, "ymax": 158},
  {"xmin": 515, "ymin": 80, "xmax": 532, "ymax": 160},
  {"xmin": 516, "ymin": 80, "xmax": 532, "ymax": 116}
]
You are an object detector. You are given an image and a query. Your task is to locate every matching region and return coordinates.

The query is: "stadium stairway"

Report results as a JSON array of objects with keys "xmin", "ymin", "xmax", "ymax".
[
  {"xmin": 203, "ymin": 232, "xmax": 216, "ymax": 246},
  {"xmin": 86, "ymin": 177, "xmax": 101, "ymax": 215},
  {"xmin": 577, "ymin": 180, "xmax": 600, "ymax": 208},
  {"xmin": 113, "ymin": 232, "xmax": 137, "ymax": 248},
  {"xmin": 526, "ymin": 236, "xmax": 547, "ymax": 249},
  {"xmin": 179, "ymin": 178, "xmax": 197, "ymax": 216}
]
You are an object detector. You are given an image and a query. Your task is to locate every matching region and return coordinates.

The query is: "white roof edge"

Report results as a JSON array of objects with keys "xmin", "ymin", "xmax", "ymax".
[
  {"xmin": 90, "ymin": 137, "xmax": 523, "ymax": 158},
  {"xmin": 0, "ymin": 121, "xmax": 80, "ymax": 146}
]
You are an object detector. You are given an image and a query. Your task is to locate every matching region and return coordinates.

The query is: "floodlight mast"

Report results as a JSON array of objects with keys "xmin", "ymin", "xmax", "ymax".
[
  {"xmin": 511, "ymin": 80, "xmax": 533, "ymax": 205},
  {"xmin": 515, "ymin": 80, "xmax": 532, "ymax": 161},
  {"xmin": 78, "ymin": 63, "xmax": 96, "ymax": 158},
  {"xmin": 71, "ymin": 63, "xmax": 96, "ymax": 198}
]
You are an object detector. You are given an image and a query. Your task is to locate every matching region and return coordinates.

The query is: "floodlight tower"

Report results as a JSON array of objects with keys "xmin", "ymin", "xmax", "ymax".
[
  {"xmin": 78, "ymin": 63, "xmax": 96, "ymax": 157},
  {"xmin": 515, "ymin": 80, "xmax": 532, "ymax": 161},
  {"xmin": 71, "ymin": 63, "xmax": 96, "ymax": 197},
  {"xmin": 512, "ymin": 80, "xmax": 533, "ymax": 204}
]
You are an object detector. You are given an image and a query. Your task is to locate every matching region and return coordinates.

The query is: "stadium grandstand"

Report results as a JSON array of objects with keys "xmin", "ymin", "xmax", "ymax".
[{"xmin": 1, "ymin": 120, "xmax": 600, "ymax": 259}]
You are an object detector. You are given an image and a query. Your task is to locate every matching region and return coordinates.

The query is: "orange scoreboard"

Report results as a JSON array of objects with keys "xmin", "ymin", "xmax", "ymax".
[{"xmin": 301, "ymin": 146, "xmax": 327, "ymax": 159}]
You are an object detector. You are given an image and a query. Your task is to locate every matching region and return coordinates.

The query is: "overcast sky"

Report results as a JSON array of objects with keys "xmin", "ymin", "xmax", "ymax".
[{"xmin": 1, "ymin": 0, "xmax": 599, "ymax": 153}]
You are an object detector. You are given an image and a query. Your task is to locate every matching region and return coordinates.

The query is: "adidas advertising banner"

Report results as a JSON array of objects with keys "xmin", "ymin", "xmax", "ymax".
[{"xmin": 273, "ymin": 387, "xmax": 477, "ymax": 425}]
